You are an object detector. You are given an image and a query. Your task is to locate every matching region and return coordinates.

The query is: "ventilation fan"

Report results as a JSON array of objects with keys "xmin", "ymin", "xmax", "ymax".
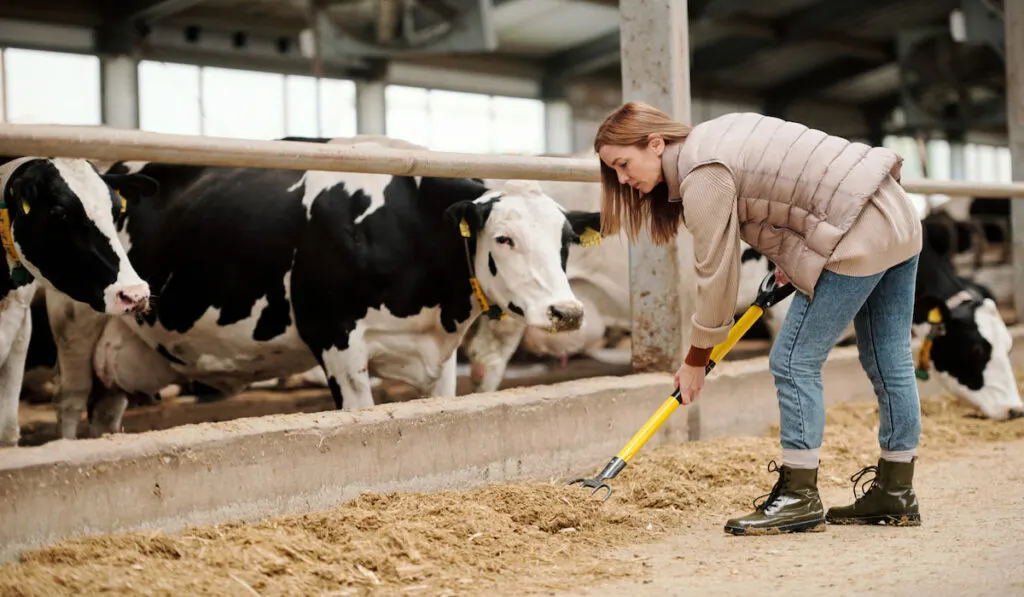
[
  {"xmin": 305, "ymin": 0, "xmax": 497, "ymax": 58},
  {"xmin": 896, "ymin": 26, "xmax": 1005, "ymax": 132}
]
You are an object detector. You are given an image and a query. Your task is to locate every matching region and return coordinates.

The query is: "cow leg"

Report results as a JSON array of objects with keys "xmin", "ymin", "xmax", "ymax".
[
  {"xmin": 86, "ymin": 385, "xmax": 129, "ymax": 438},
  {"xmin": 428, "ymin": 352, "xmax": 459, "ymax": 398},
  {"xmin": 463, "ymin": 316, "xmax": 527, "ymax": 393},
  {"xmin": 89, "ymin": 316, "xmax": 180, "ymax": 436},
  {"xmin": 47, "ymin": 291, "xmax": 110, "ymax": 440},
  {"xmin": 319, "ymin": 341, "xmax": 375, "ymax": 411},
  {"xmin": 0, "ymin": 299, "xmax": 32, "ymax": 447}
]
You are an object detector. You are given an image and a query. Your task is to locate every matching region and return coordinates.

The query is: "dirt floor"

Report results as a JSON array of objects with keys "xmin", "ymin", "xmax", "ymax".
[
  {"xmin": 554, "ymin": 438, "xmax": 1024, "ymax": 597},
  {"xmin": 2, "ymin": 387, "xmax": 1023, "ymax": 597}
]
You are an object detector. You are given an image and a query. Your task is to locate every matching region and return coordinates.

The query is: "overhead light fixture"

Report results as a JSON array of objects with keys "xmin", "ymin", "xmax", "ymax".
[{"xmin": 949, "ymin": 9, "xmax": 967, "ymax": 42}]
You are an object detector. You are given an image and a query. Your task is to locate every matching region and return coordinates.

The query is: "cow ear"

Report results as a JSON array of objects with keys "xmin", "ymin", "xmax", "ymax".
[
  {"xmin": 101, "ymin": 173, "xmax": 160, "ymax": 203},
  {"xmin": 565, "ymin": 210, "xmax": 603, "ymax": 246},
  {"xmin": 444, "ymin": 200, "xmax": 483, "ymax": 238},
  {"xmin": 915, "ymin": 294, "xmax": 952, "ymax": 326}
]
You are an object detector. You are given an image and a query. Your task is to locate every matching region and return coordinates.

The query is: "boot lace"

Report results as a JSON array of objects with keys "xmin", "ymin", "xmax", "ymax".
[
  {"xmin": 752, "ymin": 460, "xmax": 785, "ymax": 511},
  {"xmin": 850, "ymin": 465, "xmax": 879, "ymax": 501}
]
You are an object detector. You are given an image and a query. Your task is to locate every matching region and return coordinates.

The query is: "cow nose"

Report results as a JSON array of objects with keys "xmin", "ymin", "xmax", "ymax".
[
  {"xmin": 114, "ymin": 284, "xmax": 150, "ymax": 314},
  {"xmin": 547, "ymin": 300, "xmax": 584, "ymax": 332}
]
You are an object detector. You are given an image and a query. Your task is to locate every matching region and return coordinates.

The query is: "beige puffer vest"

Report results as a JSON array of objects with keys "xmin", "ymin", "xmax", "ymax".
[{"xmin": 673, "ymin": 112, "xmax": 904, "ymax": 297}]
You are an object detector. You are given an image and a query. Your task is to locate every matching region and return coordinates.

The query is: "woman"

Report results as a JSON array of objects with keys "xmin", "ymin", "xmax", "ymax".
[{"xmin": 594, "ymin": 101, "xmax": 924, "ymax": 536}]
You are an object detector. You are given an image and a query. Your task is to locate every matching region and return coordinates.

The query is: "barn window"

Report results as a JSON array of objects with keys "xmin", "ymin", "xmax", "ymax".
[
  {"xmin": 317, "ymin": 78, "xmax": 357, "ymax": 138},
  {"xmin": 384, "ymin": 84, "xmax": 546, "ymax": 154},
  {"xmin": 137, "ymin": 61, "xmax": 356, "ymax": 140},
  {"xmin": 139, "ymin": 61, "xmax": 202, "ymax": 135},
  {"xmin": 285, "ymin": 75, "xmax": 319, "ymax": 138},
  {"xmin": 201, "ymin": 67, "xmax": 286, "ymax": 140},
  {"xmin": 1, "ymin": 48, "xmax": 101, "ymax": 125}
]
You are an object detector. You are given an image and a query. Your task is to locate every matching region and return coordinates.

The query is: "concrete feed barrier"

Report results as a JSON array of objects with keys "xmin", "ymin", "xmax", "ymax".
[{"xmin": 2, "ymin": 325, "xmax": 1024, "ymax": 562}]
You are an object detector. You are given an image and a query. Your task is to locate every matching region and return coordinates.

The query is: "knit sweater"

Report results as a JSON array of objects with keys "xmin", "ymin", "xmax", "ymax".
[{"xmin": 676, "ymin": 162, "xmax": 922, "ymax": 367}]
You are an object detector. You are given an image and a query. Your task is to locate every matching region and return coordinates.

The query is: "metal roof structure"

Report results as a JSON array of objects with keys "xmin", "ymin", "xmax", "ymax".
[{"xmin": 0, "ymin": 0, "xmax": 1011, "ymax": 139}]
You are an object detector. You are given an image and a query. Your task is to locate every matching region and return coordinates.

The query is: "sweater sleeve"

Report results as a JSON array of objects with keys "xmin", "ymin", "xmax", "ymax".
[{"xmin": 678, "ymin": 163, "xmax": 742, "ymax": 367}]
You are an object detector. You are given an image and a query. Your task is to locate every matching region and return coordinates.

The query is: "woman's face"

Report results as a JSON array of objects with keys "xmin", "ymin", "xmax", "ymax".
[{"xmin": 598, "ymin": 137, "xmax": 665, "ymax": 194}]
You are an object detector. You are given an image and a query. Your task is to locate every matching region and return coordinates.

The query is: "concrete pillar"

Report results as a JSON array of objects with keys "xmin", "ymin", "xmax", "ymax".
[
  {"xmin": 101, "ymin": 55, "xmax": 139, "ymax": 129},
  {"xmin": 544, "ymin": 99, "xmax": 573, "ymax": 155},
  {"xmin": 356, "ymin": 80, "xmax": 386, "ymax": 135},
  {"xmin": 619, "ymin": 0, "xmax": 693, "ymax": 373},
  {"xmin": 1007, "ymin": 0, "xmax": 1024, "ymax": 322}
]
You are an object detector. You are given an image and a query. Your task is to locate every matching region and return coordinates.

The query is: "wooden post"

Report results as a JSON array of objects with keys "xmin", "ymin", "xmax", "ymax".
[
  {"xmin": 1008, "ymin": 0, "xmax": 1024, "ymax": 322},
  {"xmin": 619, "ymin": 0, "xmax": 693, "ymax": 373}
]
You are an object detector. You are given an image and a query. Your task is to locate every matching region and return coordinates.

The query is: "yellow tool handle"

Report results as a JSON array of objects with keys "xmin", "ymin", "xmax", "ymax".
[
  {"xmin": 616, "ymin": 395, "xmax": 681, "ymax": 464},
  {"xmin": 613, "ymin": 304, "xmax": 765, "ymax": 465},
  {"xmin": 708, "ymin": 305, "xmax": 764, "ymax": 367}
]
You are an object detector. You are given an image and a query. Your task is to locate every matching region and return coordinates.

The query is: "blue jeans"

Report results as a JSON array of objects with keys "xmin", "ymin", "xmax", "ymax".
[{"xmin": 769, "ymin": 254, "xmax": 922, "ymax": 452}]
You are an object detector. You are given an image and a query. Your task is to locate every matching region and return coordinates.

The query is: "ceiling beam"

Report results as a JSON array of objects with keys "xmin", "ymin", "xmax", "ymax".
[
  {"xmin": 692, "ymin": 35, "xmax": 777, "ymax": 72},
  {"xmin": 764, "ymin": 54, "xmax": 897, "ymax": 109},
  {"xmin": 126, "ymin": 0, "xmax": 208, "ymax": 23},
  {"xmin": 692, "ymin": 0, "xmax": 754, "ymax": 21},
  {"xmin": 781, "ymin": 0, "xmax": 896, "ymax": 39},
  {"xmin": 689, "ymin": 0, "xmax": 900, "ymax": 87},
  {"xmin": 569, "ymin": 0, "xmax": 620, "ymax": 6},
  {"xmin": 544, "ymin": 29, "xmax": 621, "ymax": 81},
  {"xmin": 543, "ymin": 0, "xmax": 895, "ymax": 87}
]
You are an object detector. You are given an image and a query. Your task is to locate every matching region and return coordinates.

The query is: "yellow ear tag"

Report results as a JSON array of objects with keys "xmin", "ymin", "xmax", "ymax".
[
  {"xmin": 116, "ymin": 190, "xmax": 127, "ymax": 214},
  {"xmin": 579, "ymin": 226, "xmax": 602, "ymax": 248},
  {"xmin": 459, "ymin": 218, "xmax": 471, "ymax": 238},
  {"xmin": 926, "ymin": 307, "xmax": 942, "ymax": 324},
  {"xmin": 20, "ymin": 199, "xmax": 29, "ymax": 215}
]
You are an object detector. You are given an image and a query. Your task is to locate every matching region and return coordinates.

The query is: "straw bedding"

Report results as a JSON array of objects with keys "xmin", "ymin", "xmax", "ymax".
[{"xmin": 1, "ymin": 387, "xmax": 1022, "ymax": 597}]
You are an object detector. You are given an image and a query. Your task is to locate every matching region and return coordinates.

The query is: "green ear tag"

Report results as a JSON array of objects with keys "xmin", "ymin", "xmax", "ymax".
[{"xmin": 10, "ymin": 265, "xmax": 33, "ymax": 287}]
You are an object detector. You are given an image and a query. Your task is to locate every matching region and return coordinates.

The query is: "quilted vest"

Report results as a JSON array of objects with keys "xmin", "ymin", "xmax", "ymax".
[{"xmin": 673, "ymin": 112, "xmax": 904, "ymax": 298}]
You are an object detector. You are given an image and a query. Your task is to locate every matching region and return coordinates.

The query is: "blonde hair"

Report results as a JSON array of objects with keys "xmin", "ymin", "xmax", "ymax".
[{"xmin": 593, "ymin": 101, "xmax": 692, "ymax": 246}]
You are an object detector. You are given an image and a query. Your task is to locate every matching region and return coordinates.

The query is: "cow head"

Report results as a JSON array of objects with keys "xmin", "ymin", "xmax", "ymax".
[
  {"xmin": 444, "ymin": 179, "xmax": 601, "ymax": 333},
  {"xmin": 0, "ymin": 157, "xmax": 158, "ymax": 314},
  {"xmin": 915, "ymin": 292, "xmax": 1023, "ymax": 420}
]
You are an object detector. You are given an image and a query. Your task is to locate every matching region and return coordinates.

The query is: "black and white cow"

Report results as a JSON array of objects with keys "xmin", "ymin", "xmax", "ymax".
[
  {"xmin": 0, "ymin": 156, "xmax": 157, "ymax": 446},
  {"xmin": 743, "ymin": 221, "xmax": 1023, "ymax": 420},
  {"xmin": 910, "ymin": 223, "xmax": 1023, "ymax": 420},
  {"xmin": 44, "ymin": 136, "xmax": 602, "ymax": 439}
]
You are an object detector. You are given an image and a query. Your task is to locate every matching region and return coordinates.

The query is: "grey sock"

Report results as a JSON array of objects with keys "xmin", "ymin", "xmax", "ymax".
[
  {"xmin": 881, "ymin": 449, "xmax": 916, "ymax": 463},
  {"xmin": 782, "ymin": 448, "xmax": 820, "ymax": 469}
]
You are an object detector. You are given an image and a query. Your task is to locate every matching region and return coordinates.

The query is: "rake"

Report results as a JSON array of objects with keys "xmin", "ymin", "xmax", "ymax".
[{"xmin": 568, "ymin": 269, "xmax": 796, "ymax": 501}]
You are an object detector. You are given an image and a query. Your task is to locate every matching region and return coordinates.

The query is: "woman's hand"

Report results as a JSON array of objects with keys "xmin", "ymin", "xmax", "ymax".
[
  {"xmin": 673, "ymin": 362, "xmax": 706, "ymax": 406},
  {"xmin": 774, "ymin": 268, "xmax": 789, "ymax": 286}
]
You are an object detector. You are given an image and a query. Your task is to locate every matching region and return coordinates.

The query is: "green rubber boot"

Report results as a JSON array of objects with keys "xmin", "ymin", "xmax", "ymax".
[
  {"xmin": 724, "ymin": 460, "xmax": 826, "ymax": 536},
  {"xmin": 825, "ymin": 458, "xmax": 921, "ymax": 526}
]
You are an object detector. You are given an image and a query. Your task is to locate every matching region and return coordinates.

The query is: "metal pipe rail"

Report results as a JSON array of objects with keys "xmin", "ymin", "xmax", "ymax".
[{"xmin": 1, "ymin": 123, "xmax": 1024, "ymax": 197}]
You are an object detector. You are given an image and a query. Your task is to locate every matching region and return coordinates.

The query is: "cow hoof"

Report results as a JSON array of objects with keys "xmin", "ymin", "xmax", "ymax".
[{"xmin": 1007, "ymin": 408, "xmax": 1024, "ymax": 420}]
